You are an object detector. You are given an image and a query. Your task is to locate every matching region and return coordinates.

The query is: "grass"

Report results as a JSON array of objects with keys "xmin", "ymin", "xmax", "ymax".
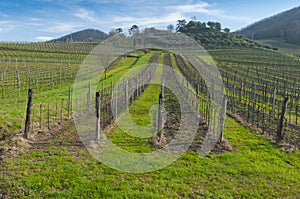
[
  {"xmin": 107, "ymin": 61, "xmax": 163, "ymax": 153},
  {"xmin": 0, "ymin": 51, "xmax": 155, "ymax": 133},
  {"xmin": 259, "ymin": 39, "xmax": 300, "ymax": 57},
  {"xmin": 1, "ymin": 45, "xmax": 300, "ymax": 198},
  {"xmin": 2, "ymin": 116, "xmax": 300, "ymax": 198},
  {"xmin": 2, "ymin": 53, "xmax": 300, "ymax": 197}
]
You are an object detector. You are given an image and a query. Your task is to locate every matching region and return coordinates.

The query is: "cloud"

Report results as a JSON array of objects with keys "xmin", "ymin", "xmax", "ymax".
[
  {"xmin": 35, "ymin": 36, "xmax": 55, "ymax": 41},
  {"xmin": 169, "ymin": 2, "xmax": 222, "ymax": 15},
  {"xmin": 111, "ymin": 2, "xmax": 237, "ymax": 29},
  {"xmin": 29, "ymin": 17, "xmax": 43, "ymax": 22},
  {"xmin": 217, "ymin": 14, "xmax": 256, "ymax": 23},
  {"xmin": 44, "ymin": 23, "xmax": 83, "ymax": 33},
  {"xmin": 113, "ymin": 12, "xmax": 184, "ymax": 27},
  {"xmin": 168, "ymin": 2, "xmax": 255, "ymax": 23},
  {"xmin": 0, "ymin": 13, "xmax": 8, "ymax": 17},
  {"xmin": 0, "ymin": 21, "xmax": 15, "ymax": 32},
  {"xmin": 74, "ymin": 8, "xmax": 98, "ymax": 22}
]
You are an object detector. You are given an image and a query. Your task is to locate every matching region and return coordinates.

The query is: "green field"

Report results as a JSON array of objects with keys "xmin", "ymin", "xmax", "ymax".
[{"xmin": 0, "ymin": 41, "xmax": 300, "ymax": 198}]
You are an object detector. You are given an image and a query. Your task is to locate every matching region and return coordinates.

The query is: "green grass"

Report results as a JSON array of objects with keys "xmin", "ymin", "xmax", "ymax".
[
  {"xmin": 2, "ymin": 55, "xmax": 300, "ymax": 197},
  {"xmin": 1, "ymin": 44, "xmax": 300, "ymax": 198},
  {"xmin": 0, "ymin": 51, "xmax": 155, "ymax": 133},
  {"xmin": 3, "ymin": 116, "xmax": 300, "ymax": 198},
  {"xmin": 107, "ymin": 63, "xmax": 163, "ymax": 153},
  {"xmin": 259, "ymin": 39, "xmax": 300, "ymax": 57}
]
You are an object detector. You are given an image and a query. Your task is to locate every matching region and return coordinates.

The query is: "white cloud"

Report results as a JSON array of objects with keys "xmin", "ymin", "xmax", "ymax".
[
  {"xmin": 217, "ymin": 15, "xmax": 256, "ymax": 23},
  {"xmin": 74, "ymin": 8, "xmax": 98, "ymax": 22},
  {"xmin": 35, "ymin": 36, "xmax": 55, "ymax": 41},
  {"xmin": 113, "ymin": 12, "xmax": 184, "ymax": 26},
  {"xmin": 166, "ymin": 2, "xmax": 254, "ymax": 23},
  {"xmin": 112, "ymin": 12, "xmax": 189, "ymax": 32},
  {"xmin": 29, "ymin": 17, "xmax": 43, "ymax": 22},
  {"xmin": 44, "ymin": 23, "xmax": 82, "ymax": 33},
  {"xmin": 169, "ymin": 2, "xmax": 222, "ymax": 15},
  {"xmin": 0, "ymin": 21, "xmax": 15, "ymax": 32},
  {"xmin": 111, "ymin": 2, "xmax": 245, "ymax": 31}
]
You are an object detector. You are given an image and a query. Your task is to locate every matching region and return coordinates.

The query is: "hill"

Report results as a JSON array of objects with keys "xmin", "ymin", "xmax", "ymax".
[
  {"xmin": 237, "ymin": 6, "xmax": 300, "ymax": 45},
  {"xmin": 175, "ymin": 20, "xmax": 277, "ymax": 50},
  {"xmin": 51, "ymin": 29, "xmax": 108, "ymax": 42}
]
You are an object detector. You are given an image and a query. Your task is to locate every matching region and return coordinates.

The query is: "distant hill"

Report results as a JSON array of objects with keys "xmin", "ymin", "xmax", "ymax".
[
  {"xmin": 237, "ymin": 6, "xmax": 300, "ymax": 45},
  {"xmin": 175, "ymin": 20, "xmax": 275, "ymax": 50},
  {"xmin": 51, "ymin": 29, "xmax": 108, "ymax": 42}
]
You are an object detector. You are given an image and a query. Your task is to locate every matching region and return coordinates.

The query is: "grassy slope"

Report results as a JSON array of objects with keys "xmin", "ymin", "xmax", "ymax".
[
  {"xmin": 2, "ymin": 65, "xmax": 300, "ymax": 198},
  {"xmin": 3, "ymin": 117, "xmax": 299, "ymax": 198},
  {"xmin": 259, "ymin": 39, "xmax": 300, "ymax": 57},
  {"xmin": 107, "ymin": 53, "xmax": 164, "ymax": 153},
  {"xmin": 0, "ymin": 51, "xmax": 154, "ymax": 133},
  {"xmin": 1, "ymin": 48, "xmax": 300, "ymax": 198}
]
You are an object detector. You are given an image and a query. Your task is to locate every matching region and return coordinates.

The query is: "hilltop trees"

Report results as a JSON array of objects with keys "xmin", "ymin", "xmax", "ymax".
[
  {"xmin": 129, "ymin": 25, "xmax": 139, "ymax": 37},
  {"xmin": 176, "ymin": 19, "xmax": 224, "ymax": 34},
  {"xmin": 176, "ymin": 20, "xmax": 187, "ymax": 32},
  {"xmin": 173, "ymin": 19, "xmax": 263, "ymax": 49},
  {"xmin": 109, "ymin": 28, "xmax": 123, "ymax": 37},
  {"xmin": 224, "ymin": 28, "xmax": 230, "ymax": 34},
  {"xmin": 116, "ymin": 28, "xmax": 123, "ymax": 34},
  {"xmin": 175, "ymin": 19, "xmax": 207, "ymax": 35}
]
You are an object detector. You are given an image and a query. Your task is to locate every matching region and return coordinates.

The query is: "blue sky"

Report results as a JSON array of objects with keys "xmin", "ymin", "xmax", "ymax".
[{"xmin": 0, "ymin": 0, "xmax": 299, "ymax": 42}]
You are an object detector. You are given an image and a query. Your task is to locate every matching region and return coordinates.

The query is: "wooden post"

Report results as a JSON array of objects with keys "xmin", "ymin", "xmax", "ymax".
[
  {"xmin": 87, "ymin": 81, "xmax": 91, "ymax": 110},
  {"xmin": 47, "ymin": 102, "xmax": 50, "ymax": 130},
  {"xmin": 125, "ymin": 81, "xmax": 128, "ymax": 109},
  {"xmin": 276, "ymin": 97, "xmax": 289, "ymax": 143},
  {"xmin": 68, "ymin": 86, "xmax": 71, "ymax": 119},
  {"xmin": 115, "ymin": 84, "xmax": 118, "ymax": 119},
  {"xmin": 196, "ymin": 94, "xmax": 199, "ymax": 115},
  {"xmin": 251, "ymin": 83, "xmax": 256, "ymax": 124},
  {"xmin": 272, "ymin": 87, "xmax": 277, "ymax": 117},
  {"xmin": 240, "ymin": 81, "xmax": 243, "ymax": 102},
  {"xmin": 95, "ymin": 92, "xmax": 101, "ymax": 141},
  {"xmin": 24, "ymin": 89, "xmax": 33, "ymax": 139},
  {"xmin": 233, "ymin": 85, "xmax": 236, "ymax": 115},
  {"xmin": 219, "ymin": 96, "xmax": 227, "ymax": 143},
  {"xmin": 39, "ymin": 104, "xmax": 42, "ymax": 129},
  {"xmin": 60, "ymin": 99, "xmax": 63, "ymax": 121},
  {"xmin": 157, "ymin": 90, "xmax": 163, "ymax": 141},
  {"xmin": 296, "ymin": 105, "xmax": 298, "ymax": 125}
]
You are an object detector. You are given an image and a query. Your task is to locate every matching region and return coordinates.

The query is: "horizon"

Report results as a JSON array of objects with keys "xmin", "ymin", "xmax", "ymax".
[{"xmin": 0, "ymin": 0, "xmax": 299, "ymax": 42}]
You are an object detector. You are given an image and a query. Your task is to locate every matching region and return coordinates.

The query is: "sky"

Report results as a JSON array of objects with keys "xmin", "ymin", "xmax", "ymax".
[{"xmin": 0, "ymin": 0, "xmax": 299, "ymax": 42}]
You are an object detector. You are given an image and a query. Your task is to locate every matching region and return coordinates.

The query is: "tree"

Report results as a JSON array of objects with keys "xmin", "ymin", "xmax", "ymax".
[
  {"xmin": 115, "ymin": 28, "xmax": 123, "ymax": 34},
  {"xmin": 176, "ymin": 19, "xmax": 187, "ymax": 32},
  {"xmin": 129, "ymin": 25, "xmax": 139, "ymax": 37},
  {"xmin": 224, "ymin": 28, "xmax": 230, "ymax": 34},
  {"xmin": 207, "ymin": 21, "xmax": 215, "ymax": 29},
  {"xmin": 167, "ymin": 24, "xmax": 174, "ymax": 32},
  {"xmin": 215, "ymin": 22, "xmax": 221, "ymax": 31}
]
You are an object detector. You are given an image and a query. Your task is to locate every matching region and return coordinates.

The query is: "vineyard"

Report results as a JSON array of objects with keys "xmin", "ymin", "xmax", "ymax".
[
  {"xmin": 0, "ymin": 39, "xmax": 300, "ymax": 197},
  {"xmin": 211, "ymin": 48, "xmax": 300, "ymax": 147}
]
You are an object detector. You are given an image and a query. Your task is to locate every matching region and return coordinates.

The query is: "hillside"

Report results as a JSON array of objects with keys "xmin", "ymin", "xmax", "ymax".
[
  {"xmin": 176, "ymin": 20, "xmax": 277, "ymax": 50},
  {"xmin": 51, "ymin": 29, "xmax": 108, "ymax": 42},
  {"xmin": 237, "ymin": 6, "xmax": 300, "ymax": 45}
]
